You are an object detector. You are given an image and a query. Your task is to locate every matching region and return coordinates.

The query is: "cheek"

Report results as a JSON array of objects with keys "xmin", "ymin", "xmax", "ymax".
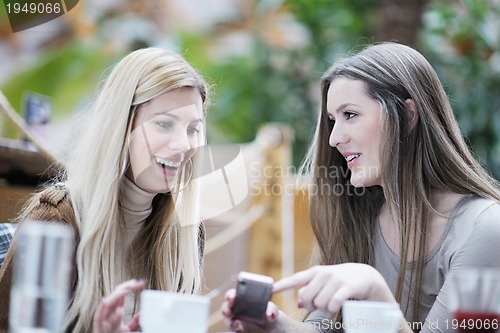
[
  {"xmin": 190, "ymin": 135, "xmax": 202, "ymax": 148},
  {"xmin": 147, "ymin": 132, "xmax": 169, "ymax": 151},
  {"xmin": 374, "ymin": 134, "xmax": 383, "ymax": 164},
  {"xmin": 365, "ymin": 122, "xmax": 382, "ymax": 159},
  {"xmin": 128, "ymin": 127, "xmax": 153, "ymax": 176},
  {"xmin": 369, "ymin": 138, "xmax": 381, "ymax": 161}
]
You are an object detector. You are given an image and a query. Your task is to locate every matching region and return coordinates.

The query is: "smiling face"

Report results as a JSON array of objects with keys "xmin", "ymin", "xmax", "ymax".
[
  {"xmin": 327, "ymin": 77, "xmax": 383, "ymax": 188},
  {"xmin": 126, "ymin": 87, "xmax": 204, "ymax": 193}
]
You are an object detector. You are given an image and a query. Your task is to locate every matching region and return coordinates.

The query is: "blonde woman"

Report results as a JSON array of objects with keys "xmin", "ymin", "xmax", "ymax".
[
  {"xmin": 0, "ymin": 47, "xmax": 210, "ymax": 333},
  {"xmin": 222, "ymin": 42, "xmax": 500, "ymax": 332}
]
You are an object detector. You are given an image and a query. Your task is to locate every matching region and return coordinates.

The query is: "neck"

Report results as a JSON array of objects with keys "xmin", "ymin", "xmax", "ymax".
[{"xmin": 120, "ymin": 176, "xmax": 156, "ymax": 228}]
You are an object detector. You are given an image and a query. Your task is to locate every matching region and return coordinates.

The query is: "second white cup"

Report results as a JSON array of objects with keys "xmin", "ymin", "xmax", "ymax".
[
  {"xmin": 140, "ymin": 290, "xmax": 210, "ymax": 333},
  {"xmin": 342, "ymin": 300, "xmax": 401, "ymax": 333}
]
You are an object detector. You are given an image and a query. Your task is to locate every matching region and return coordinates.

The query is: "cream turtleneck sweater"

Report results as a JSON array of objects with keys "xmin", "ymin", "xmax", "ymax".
[{"xmin": 118, "ymin": 176, "xmax": 156, "ymax": 322}]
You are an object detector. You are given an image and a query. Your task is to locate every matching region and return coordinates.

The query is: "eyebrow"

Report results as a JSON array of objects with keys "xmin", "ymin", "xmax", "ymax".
[
  {"xmin": 328, "ymin": 103, "xmax": 360, "ymax": 118},
  {"xmin": 154, "ymin": 112, "xmax": 204, "ymax": 123},
  {"xmin": 336, "ymin": 103, "xmax": 359, "ymax": 113}
]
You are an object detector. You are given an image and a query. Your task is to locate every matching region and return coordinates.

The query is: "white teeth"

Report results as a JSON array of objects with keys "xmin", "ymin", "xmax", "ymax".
[
  {"xmin": 346, "ymin": 154, "xmax": 360, "ymax": 162},
  {"xmin": 154, "ymin": 157, "xmax": 180, "ymax": 168}
]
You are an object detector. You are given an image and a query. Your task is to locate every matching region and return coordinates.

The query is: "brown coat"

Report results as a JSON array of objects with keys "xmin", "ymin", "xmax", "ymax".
[
  {"xmin": 0, "ymin": 185, "xmax": 77, "ymax": 333},
  {"xmin": 0, "ymin": 185, "xmax": 205, "ymax": 333}
]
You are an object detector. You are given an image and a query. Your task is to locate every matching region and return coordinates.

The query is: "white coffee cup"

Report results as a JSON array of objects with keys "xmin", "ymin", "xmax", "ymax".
[
  {"xmin": 342, "ymin": 300, "xmax": 401, "ymax": 333},
  {"xmin": 140, "ymin": 290, "xmax": 210, "ymax": 333}
]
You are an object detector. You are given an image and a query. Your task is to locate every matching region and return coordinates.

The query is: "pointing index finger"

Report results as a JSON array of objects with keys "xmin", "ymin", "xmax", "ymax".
[{"xmin": 273, "ymin": 269, "xmax": 316, "ymax": 293}]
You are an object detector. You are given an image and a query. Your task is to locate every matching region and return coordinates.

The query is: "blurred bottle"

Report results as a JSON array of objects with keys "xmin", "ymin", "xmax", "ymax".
[
  {"xmin": 21, "ymin": 92, "xmax": 52, "ymax": 146},
  {"xmin": 9, "ymin": 221, "xmax": 74, "ymax": 333}
]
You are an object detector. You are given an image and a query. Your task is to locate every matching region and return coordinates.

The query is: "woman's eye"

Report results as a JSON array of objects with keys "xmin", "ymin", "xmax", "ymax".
[
  {"xmin": 344, "ymin": 111, "xmax": 356, "ymax": 119},
  {"xmin": 187, "ymin": 126, "xmax": 200, "ymax": 135},
  {"xmin": 156, "ymin": 121, "xmax": 172, "ymax": 129}
]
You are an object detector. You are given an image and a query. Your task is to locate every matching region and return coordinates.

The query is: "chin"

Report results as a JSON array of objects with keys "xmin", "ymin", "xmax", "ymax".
[
  {"xmin": 136, "ymin": 180, "xmax": 171, "ymax": 194},
  {"xmin": 349, "ymin": 177, "xmax": 379, "ymax": 188},
  {"xmin": 350, "ymin": 180, "xmax": 366, "ymax": 188},
  {"xmin": 350, "ymin": 166, "xmax": 381, "ymax": 188},
  {"xmin": 149, "ymin": 182, "xmax": 172, "ymax": 193}
]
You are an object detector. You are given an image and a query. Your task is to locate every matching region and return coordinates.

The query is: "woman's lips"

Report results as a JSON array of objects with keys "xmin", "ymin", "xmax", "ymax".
[
  {"xmin": 153, "ymin": 156, "xmax": 182, "ymax": 178},
  {"xmin": 345, "ymin": 153, "xmax": 361, "ymax": 169}
]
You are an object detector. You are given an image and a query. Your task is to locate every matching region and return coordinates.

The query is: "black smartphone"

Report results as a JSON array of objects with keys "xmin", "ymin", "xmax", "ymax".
[{"xmin": 231, "ymin": 271, "xmax": 274, "ymax": 325}]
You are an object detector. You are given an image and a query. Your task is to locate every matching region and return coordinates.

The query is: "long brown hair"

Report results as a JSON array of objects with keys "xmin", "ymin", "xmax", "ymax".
[{"xmin": 301, "ymin": 42, "xmax": 500, "ymax": 324}]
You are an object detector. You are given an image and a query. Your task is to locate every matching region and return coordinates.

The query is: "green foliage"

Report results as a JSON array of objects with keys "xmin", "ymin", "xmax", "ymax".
[
  {"xmin": 286, "ymin": 0, "xmax": 378, "ymax": 52},
  {"xmin": 1, "ymin": 0, "xmax": 498, "ymax": 178},
  {"xmin": 195, "ymin": 0, "xmax": 500, "ymax": 176},
  {"xmin": 0, "ymin": 43, "xmax": 121, "ymax": 137},
  {"xmin": 204, "ymin": 43, "xmax": 320, "ymax": 164},
  {"xmin": 181, "ymin": 0, "xmax": 382, "ymax": 166},
  {"xmin": 0, "ymin": 41, "xmax": 120, "ymax": 138},
  {"xmin": 421, "ymin": 0, "xmax": 500, "ymax": 178},
  {"xmin": 180, "ymin": 32, "xmax": 322, "ymax": 166}
]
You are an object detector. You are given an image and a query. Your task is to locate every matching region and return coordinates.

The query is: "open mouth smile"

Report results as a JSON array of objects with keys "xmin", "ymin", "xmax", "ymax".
[
  {"xmin": 344, "ymin": 153, "xmax": 361, "ymax": 168},
  {"xmin": 154, "ymin": 156, "xmax": 181, "ymax": 173},
  {"xmin": 346, "ymin": 154, "xmax": 360, "ymax": 162}
]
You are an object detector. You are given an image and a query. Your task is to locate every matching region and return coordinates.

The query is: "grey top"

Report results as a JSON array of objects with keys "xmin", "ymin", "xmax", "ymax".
[{"xmin": 304, "ymin": 196, "xmax": 500, "ymax": 332}]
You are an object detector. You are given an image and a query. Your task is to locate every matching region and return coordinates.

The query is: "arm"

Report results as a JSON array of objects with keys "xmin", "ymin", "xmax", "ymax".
[
  {"xmin": 273, "ymin": 264, "xmax": 396, "ymax": 311},
  {"xmin": 273, "ymin": 264, "xmax": 413, "ymax": 333},
  {"xmin": 303, "ymin": 310, "xmax": 340, "ymax": 333},
  {"xmin": 270, "ymin": 311, "xmax": 321, "ymax": 333}
]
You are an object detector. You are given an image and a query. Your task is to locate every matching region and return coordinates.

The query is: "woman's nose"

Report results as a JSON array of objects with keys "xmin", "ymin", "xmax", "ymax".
[
  {"xmin": 329, "ymin": 123, "xmax": 349, "ymax": 148},
  {"xmin": 168, "ymin": 132, "xmax": 191, "ymax": 152}
]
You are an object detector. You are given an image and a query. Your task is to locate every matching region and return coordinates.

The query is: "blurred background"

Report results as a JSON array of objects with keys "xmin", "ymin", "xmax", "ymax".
[
  {"xmin": 0, "ymin": 0, "xmax": 499, "ymax": 331},
  {"xmin": 1, "ymin": 0, "xmax": 499, "ymax": 175}
]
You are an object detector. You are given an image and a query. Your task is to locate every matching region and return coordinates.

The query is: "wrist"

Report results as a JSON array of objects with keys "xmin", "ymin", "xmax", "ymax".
[
  {"xmin": 269, "ymin": 312, "xmax": 318, "ymax": 333},
  {"xmin": 367, "ymin": 266, "xmax": 397, "ymax": 303}
]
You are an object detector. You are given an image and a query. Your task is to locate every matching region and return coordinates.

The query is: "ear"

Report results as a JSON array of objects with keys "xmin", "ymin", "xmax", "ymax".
[{"xmin": 405, "ymin": 98, "xmax": 419, "ymax": 133}]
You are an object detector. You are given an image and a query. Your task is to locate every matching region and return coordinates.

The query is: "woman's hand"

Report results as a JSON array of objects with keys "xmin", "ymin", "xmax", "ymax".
[
  {"xmin": 273, "ymin": 264, "xmax": 396, "ymax": 314},
  {"xmin": 93, "ymin": 279, "xmax": 145, "ymax": 333},
  {"xmin": 221, "ymin": 288, "xmax": 279, "ymax": 332}
]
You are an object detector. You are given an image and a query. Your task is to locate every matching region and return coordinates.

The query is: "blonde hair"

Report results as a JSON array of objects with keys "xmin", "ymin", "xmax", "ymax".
[
  {"xmin": 301, "ymin": 42, "xmax": 500, "ymax": 323},
  {"xmin": 53, "ymin": 47, "xmax": 208, "ymax": 332}
]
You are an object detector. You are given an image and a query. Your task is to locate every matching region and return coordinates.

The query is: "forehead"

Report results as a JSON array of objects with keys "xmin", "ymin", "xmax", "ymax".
[
  {"xmin": 326, "ymin": 78, "xmax": 372, "ymax": 113},
  {"xmin": 137, "ymin": 87, "xmax": 203, "ymax": 119}
]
